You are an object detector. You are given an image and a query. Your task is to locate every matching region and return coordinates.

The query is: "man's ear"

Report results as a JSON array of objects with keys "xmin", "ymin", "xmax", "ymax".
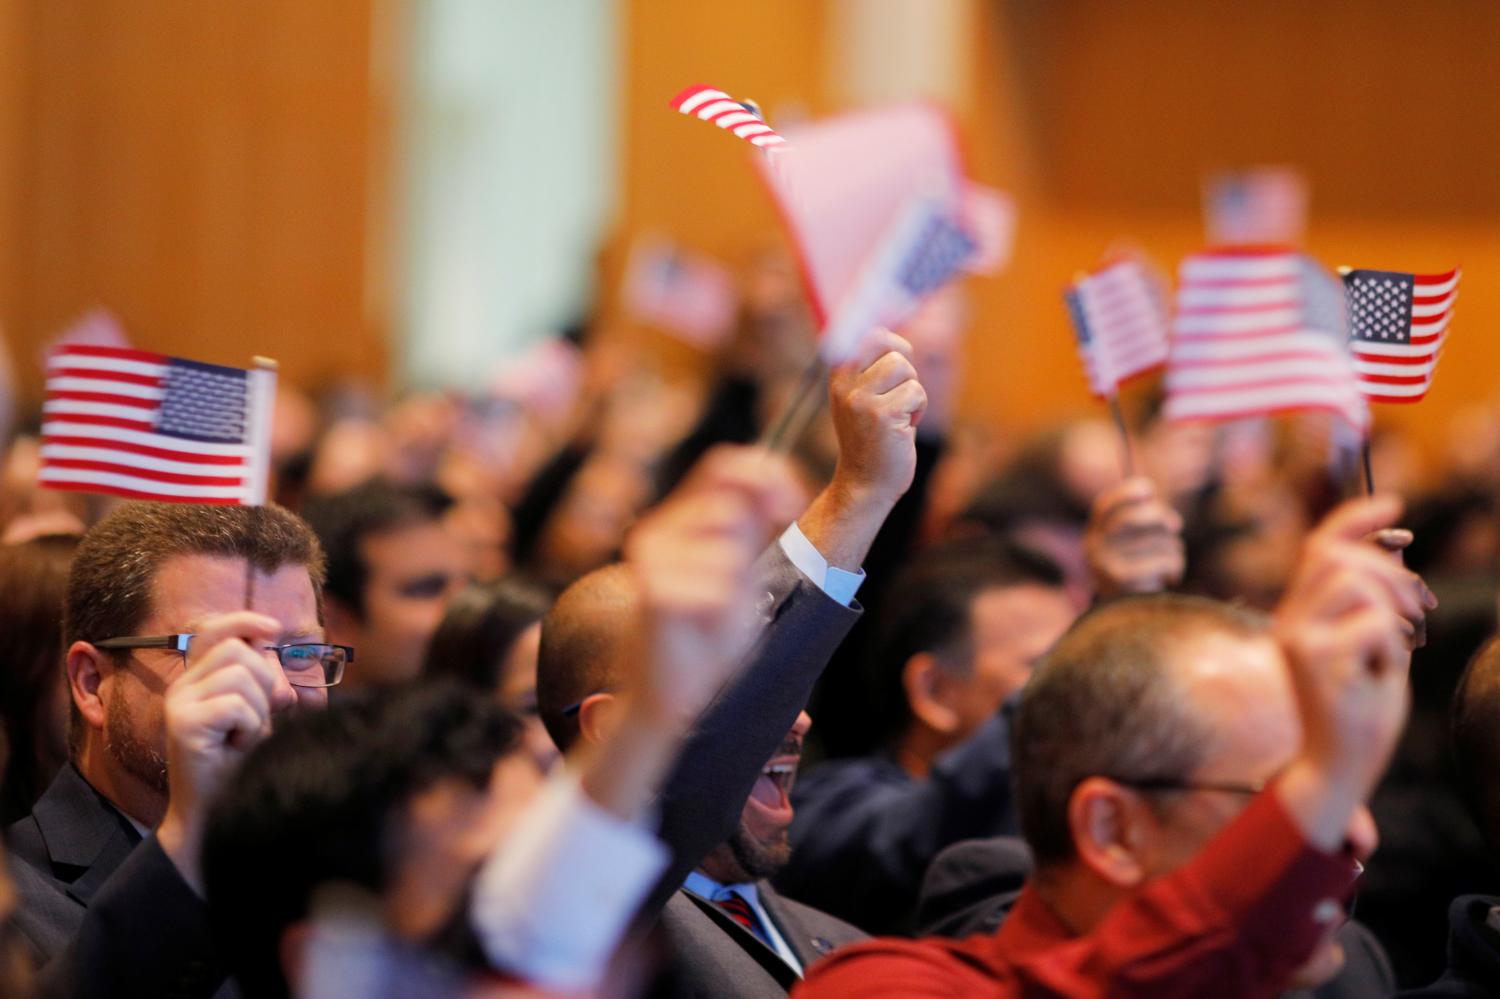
[
  {"xmin": 1067, "ymin": 776, "xmax": 1153, "ymax": 889},
  {"xmin": 65, "ymin": 641, "xmax": 109, "ymax": 735},
  {"xmin": 576, "ymin": 692, "xmax": 621, "ymax": 747},
  {"xmin": 902, "ymin": 653, "xmax": 961, "ymax": 735}
]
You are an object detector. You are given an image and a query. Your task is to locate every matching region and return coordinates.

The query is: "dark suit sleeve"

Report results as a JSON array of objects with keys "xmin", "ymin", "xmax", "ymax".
[
  {"xmin": 33, "ymin": 837, "xmax": 227, "ymax": 999},
  {"xmin": 640, "ymin": 544, "xmax": 861, "ymax": 920},
  {"xmin": 777, "ymin": 706, "xmax": 1018, "ymax": 935}
]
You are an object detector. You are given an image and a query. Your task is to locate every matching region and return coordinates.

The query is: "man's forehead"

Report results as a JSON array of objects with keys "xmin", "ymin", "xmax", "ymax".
[
  {"xmin": 1169, "ymin": 630, "xmax": 1298, "ymax": 754},
  {"xmin": 146, "ymin": 553, "xmax": 319, "ymax": 632}
]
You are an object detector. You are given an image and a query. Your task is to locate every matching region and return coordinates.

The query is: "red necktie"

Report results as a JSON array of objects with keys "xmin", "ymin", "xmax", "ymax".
[{"xmin": 715, "ymin": 889, "xmax": 770, "ymax": 945}]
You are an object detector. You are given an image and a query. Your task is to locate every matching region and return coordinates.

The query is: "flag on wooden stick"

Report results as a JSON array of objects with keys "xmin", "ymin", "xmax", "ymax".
[
  {"xmin": 1064, "ymin": 254, "xmax": 1170, "ymax": 398},
  {"xmin": 40, "ymin": 345, "xmax": 276, "ymax": 505},
  {"xmin": 1342, "ymin": 267, "xmax": 1459, "ymax": 404}
]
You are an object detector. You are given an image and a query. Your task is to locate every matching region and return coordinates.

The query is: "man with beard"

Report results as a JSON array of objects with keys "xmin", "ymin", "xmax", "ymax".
[{"xmin": 8, "ymin": 502, "xmax": 331, "ymax": 997}]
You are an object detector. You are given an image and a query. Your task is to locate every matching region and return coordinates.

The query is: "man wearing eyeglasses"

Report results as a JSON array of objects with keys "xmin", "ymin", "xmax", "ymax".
[{"xmin": 8, "ymin": 501, "xmax": 331, "ymax": 998}]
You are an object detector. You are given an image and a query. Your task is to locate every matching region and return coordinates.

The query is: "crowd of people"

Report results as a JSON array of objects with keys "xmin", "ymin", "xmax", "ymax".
[{"xmin": 0, "ymin": 257, "xmax": 1498, "ymax": 998}]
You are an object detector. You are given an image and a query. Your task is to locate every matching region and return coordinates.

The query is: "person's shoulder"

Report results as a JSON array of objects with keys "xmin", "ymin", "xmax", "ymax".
[
  {"xmin": 794, "ymin": 933, "xmax": 1006, "ymax": 998},
  {"xmin": 1391, "ymin": 894, "xmax": 1500, "ymax": 999}
]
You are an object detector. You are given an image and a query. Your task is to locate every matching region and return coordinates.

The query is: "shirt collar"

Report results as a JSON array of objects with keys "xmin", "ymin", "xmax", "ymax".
[{"xmin": 684, "ymin": 869, "xmax": 762, "ymax": 906}]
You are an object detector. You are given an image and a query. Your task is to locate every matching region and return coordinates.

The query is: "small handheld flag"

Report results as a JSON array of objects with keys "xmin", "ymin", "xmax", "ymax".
[
  {"xmin": 1063, "ymin": 255, "xmax": 1170, "ymax": 398},
  {"xmin": 1163, "ymin": 248, "xmax": 1367, "ymax": 431},
  {"xmin": 1203, "ymin": 167, "xmax": 1309, "ymax": 246},
  {"xmin": 622, "ymin": 237, "xmax": 738, "ymax": 350},
  {"xmin": 40, "ymin": 345, "xmax": 276, "ymax": 505},
  {"xmin": 670, "ymin": 85, "xmax": 787, "ymax": 151},
  {"xmin": 1342, "ymin": 267, "xmax": 1459, "ymax": 404}
]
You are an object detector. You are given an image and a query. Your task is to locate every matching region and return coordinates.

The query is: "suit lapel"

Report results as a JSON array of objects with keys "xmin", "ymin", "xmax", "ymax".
[
  {"xmin": 757, "ymin": 882, "xmax": 837, "ymax": 968},
  {"xmin": 680, "ymin": 888, "xmax": 800, "ymax": 990},
  {"xmin": 31, "ymin": 764, "xmax": 143, "ymax": 906}
]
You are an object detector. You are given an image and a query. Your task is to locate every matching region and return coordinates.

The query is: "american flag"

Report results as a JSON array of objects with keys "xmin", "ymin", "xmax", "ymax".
[
  {"xmin": 1342, "ymin": 267, "xmax": 1459, "ymax": 404},
  {"xmin": 818, "ymin": 193, "xmax": 975, "ymax": 365},
  {"xmin": 622, "ymin": 237, "xmax": 738, "ymax": 350},
  {"xmin": 1203, "ymin": 167, "xmax": 1309, "ymax": 247},
  {"xmin": 1164, "ymin": 248, "xmax": 1368, "ymax": 430},
  {"xmin": 40, "ymin": 345, "xmax": 275, "ymax": 505},
  {"xmin": 1063, "ymin": 255, "xmax": 1169, "ymax": 398},
  {"xmin": 670, "ymin": 85, "xmax": 786, "ymax": 151}
]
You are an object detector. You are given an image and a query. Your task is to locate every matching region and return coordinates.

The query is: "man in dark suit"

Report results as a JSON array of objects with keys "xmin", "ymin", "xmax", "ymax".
[
  {"xmin": 659, "ymin": 710, "xmax": 867, "ymax": 997},
  {"xmin": 8, "ymin": 501, "xmax": 332, "ymax": 998},
  {"xmin": 536, "ymin": 329, "xmax": 927, "ymax": 990}
]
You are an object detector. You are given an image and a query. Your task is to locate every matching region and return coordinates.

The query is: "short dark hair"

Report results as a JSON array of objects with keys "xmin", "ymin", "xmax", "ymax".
[
  {"xmin": 202, "ymin": 681, "xmax": 522, "ymax": 999},
  {"xmin": 1453, "ymin": 636, "xmax": 1500, "ymax": 851},
  {"xmin": 862, "ymin": 538, "xmax": 1066, "ymax": 752},
  {"xmin": 66, "ymin": 502, "xmax": 325, "ymax": 648},
  {"xmin": 302, "ymin": 480, "xmax": 453, "ymax": 618},
  {"xmin": 536, "ymin": 564, "xmax": 638, "ymax": 752},
  {"xmin": 1012, "ymin": 594, "xmax": 1267, "ymax": 866},
  {"xmin": 64, "ymin": 503, "xmax": 325, "ymax": 756},
  {"xmin": 423, "ymin": 574, "xmax": 554, "ymax": 691}
]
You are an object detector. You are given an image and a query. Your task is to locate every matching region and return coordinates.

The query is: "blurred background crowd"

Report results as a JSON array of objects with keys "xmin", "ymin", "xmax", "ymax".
[{"xmin": 1, "ymin": 1, "xmax": 1499, "ymax": 993}]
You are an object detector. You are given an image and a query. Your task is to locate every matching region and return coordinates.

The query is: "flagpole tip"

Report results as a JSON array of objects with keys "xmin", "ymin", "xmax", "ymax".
[{"xmin": 251, "ymin": 355, "xmax": 279, "ymax": 371}]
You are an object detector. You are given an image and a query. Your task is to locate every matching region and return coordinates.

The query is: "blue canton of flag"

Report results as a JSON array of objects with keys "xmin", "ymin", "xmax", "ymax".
[
  {"xmin": 1063, "ymin": 289, "xmax": 1092, "ymax": 347},
  {"xmin": 157, "ymin": 358, "xmax": 250, "ymax": 443},
  {"xmin": 1345, "ymin": 270, "xmax": 1415, "ymax": 344},
  {"xmin": 896, "ymin": 213, "xmax": 976, "ymax": 299}
]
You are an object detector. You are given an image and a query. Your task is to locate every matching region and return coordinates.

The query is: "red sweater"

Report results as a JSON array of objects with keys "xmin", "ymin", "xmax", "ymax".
[{"xmin": 794, "ymin": 790, "xmax": 1355, "ymax": 998}]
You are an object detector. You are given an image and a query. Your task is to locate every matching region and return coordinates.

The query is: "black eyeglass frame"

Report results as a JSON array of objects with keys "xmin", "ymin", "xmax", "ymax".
[
  {"xmin": 92, "ymin": 634, "xmax": 352, "ymax": 688},
  {"xmin": 1106, "ymin": 776, "xmax": 1267, "ymax": 797}
]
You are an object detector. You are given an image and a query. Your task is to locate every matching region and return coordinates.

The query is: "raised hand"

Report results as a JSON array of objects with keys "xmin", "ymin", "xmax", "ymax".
[
  {"xmin": 624, "ymin": 445, "xmax": 805, "ymax": 726},
  {"xmin": 1084, "ymin": 476, "xmax": 1185, "ymax": 599},
  {"xmin": 1271, "ymin": 495, "xmax": 1436, "ymax": 851},
  {"xmin": 156, "ymin": 611, "xmax": 295, "ymax": 891},
  {"xmin": 828, "ymin": 328, "xmax": 928, "ymax": 514}
]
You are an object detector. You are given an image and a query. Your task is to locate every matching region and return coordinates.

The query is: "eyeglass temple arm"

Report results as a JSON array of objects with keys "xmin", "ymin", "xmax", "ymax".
[{"xmin": 93, "ymin": 635, "xmax": 192, "ymax": 652}]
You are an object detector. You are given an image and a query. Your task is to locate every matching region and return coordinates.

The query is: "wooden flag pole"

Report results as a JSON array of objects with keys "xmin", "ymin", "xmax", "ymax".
[
  {"xmin": 1107, "ymin": 393, "xmax": 1137, "ymax": 478},
  {"xmin": 245, "ymin": 356, "xmax": 279, "ymax": 610}
]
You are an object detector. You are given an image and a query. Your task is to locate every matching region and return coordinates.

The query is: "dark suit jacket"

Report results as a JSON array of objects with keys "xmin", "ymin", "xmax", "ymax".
[
  {"xmin": 777, "ymin": 702, "xmax": 1019, "ymax": 935},
  {"xmin": 8, "ymin": 763, "xmax": 231, "ymax": 998},
  {"xmin": 1395, "ymin": 894, "xmax": 1500, "ymax": 997},
  {"xmin": 642, "ymin": 544, "xmax": 861, "ymax": 920},
  {"xmin": 913, "ymin": 834, "xmax": 1396, "ymax": 999},
  {"xmin": 652, "ymin": 881, "xmax": 866, "ymax": 998}
]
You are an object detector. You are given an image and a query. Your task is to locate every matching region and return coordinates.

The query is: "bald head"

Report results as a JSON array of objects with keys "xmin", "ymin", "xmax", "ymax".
[
  {"xmin": 536, "ymin": 563, "xmax": 642, "ymax": 751},
  {"xmin": 1453, "ymin": 636, "xmax": 1500, "ymax": 850}
]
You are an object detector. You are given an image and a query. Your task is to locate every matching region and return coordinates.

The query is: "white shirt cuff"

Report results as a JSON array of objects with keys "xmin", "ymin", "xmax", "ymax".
[
  {"xmin": 778, "ymin": 522, "xmax": 865, "ymax": 607},
  {"xmin": 469, "ymin": 771, "xmax": 669, "ymax": 992}
]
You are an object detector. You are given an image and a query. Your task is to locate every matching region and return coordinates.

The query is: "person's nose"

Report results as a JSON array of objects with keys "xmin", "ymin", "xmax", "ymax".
[{"xmin": 263, "ymin": 650, "xmax": 299, "ymax": 713}]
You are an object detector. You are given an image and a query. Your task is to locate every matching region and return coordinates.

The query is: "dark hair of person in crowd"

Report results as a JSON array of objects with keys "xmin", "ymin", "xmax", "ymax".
[
  {"xmin": 63, "ymin": 503, "xmax": 326, "ymax": 753},
  {"xmin": 955, "ymin": 429, "xmax": 1092, "ymax": 537},
  {"xmin": 301, "ymin": 479, "xmax": 453, "ymax": 619},
  {"xmin": 858, "ymin": 537, "xmax": 1067, "ymax": 757},
  {"xmin": 0, "ymin": 534, "xmax": 79, "ymax": 824},
  {"xmin": 1011, "ymin": 593, "xmax": 1266, "ymax": 865},
  {"xmin": 1451, "ymin": 636, "xmax": 1500, "ymax": 852},
  {"xmin": 202, "ymin": 681, "xmax": 522, "ymax": 999},
  {"xmin": 422, "ymin": 574, "xmax": 553, "ymax": 694}
]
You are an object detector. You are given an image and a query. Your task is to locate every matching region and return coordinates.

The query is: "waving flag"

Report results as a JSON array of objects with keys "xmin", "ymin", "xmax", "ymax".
[
  {"xmin": 622, "ymin": 237, "xmax": 738, "ymax": 349},
  {"xmin": 1342, "ymin": 267, "xmax": 1459, "ymax": 404},
  {"xmin": 39, "ymin": 345, "xmax": 276, "ymax": 504},
  {"xmin": 1064, "ymin": 255, "xmax": 1170, "ymax": 397},
  {"xmin": 1164, "ymin": 248, "xmax": 1367, "ymax": 430},
  {"xmin": 1203, "ymin": 167, "xmax": 1309, "ymax": 247},
  {"xmin": 670, "ymin": 85, "xmax": 786, "ymax": 151}
]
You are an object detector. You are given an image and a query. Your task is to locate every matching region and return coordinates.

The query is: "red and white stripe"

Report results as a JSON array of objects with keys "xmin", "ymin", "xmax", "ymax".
[
  {"xmin": 1067, "ymin": 256, "xmax": 1169, "ymax": 397},
  {"xmin": 670, "ymin": 84, "xmax": 787, "ymax": 150},
  {"xmin": 1352, "ymin": 268, "xmax": 1459, "ymax": 403},
  {"xmin": 1164, "ymin": 249, "xmax": 1368, "ymax": 430},
  {"xmin": 40, "ymin": 344, "xmax": 260, "ymax": 504}
]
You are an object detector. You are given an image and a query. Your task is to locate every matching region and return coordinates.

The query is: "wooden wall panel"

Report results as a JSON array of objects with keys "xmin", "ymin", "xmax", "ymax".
[{"xmin": 0, "ymin": 0, "xmax": 383, "ymax": 406}]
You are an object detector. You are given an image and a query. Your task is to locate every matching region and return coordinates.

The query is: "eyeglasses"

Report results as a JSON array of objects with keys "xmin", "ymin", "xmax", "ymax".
[
  {"xmin": 93, "ymin": 634, "xmax": 352, "ymax": 688},
  {"xmin": 1107, "ymin": 776, "xmax": 1267, "ymax": 797}
]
